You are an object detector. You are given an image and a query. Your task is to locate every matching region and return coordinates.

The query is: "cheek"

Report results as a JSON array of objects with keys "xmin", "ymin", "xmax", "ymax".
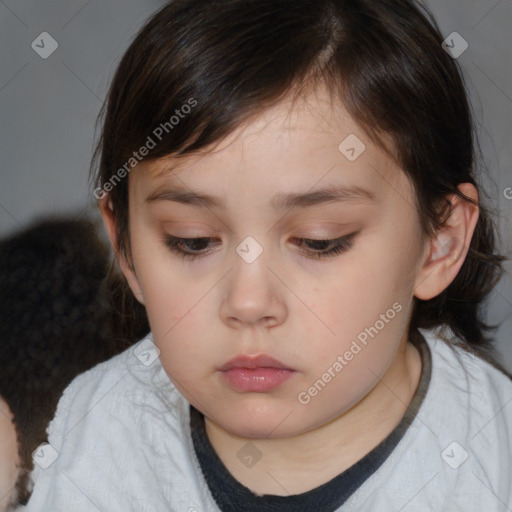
[
  {"xmin": 305, "ymin": 253, "xmax": 408, "ymax": 339},
  {"xmin": 141, "ymin": 279, "xmax": 215, "ymax": 374},
  {"xmin": 0, "ymin": 412, "xmax": 19, "ymax": 505},
  {"xmin": 140, "ymin": 269, "xmax": 215, "ymax": 348},
  {"xmin": 129, "ymin": 237, "xmax": 219, "ymax": 384},
  {"xmin": 296, "ymin": 310, "xmax": 406, "ymax": 418},
  {"xmin": 348, "ymin": 223, "xmax": 421, "ymax": 305},
  {"xmin": 300, "ymin": 253, "xmax": 411, "ymax": 385},
  {"xmin": 131, "ymin": 236, "xmax": 192, "ymax": 333}
]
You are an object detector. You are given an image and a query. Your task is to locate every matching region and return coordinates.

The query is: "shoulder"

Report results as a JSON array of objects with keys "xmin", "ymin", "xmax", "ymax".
[
  {"xmin": 25, "ymin": 335, "xmax": 203, "ymax": 510},
  {"xmin": 419, "ymin": 327, "xmax": 512, "ymax": 506},
  {"xmin": 422, "ymin": 326, "xmax": 512, "ymax": 415},
  {"xmin": 46, "ymin": 335, "xmax": 187, "ymax": 450},
  {"xmin": 421, "ymin": 325, "xmax": 512, "ymax": 444},
  {"xmin": 345, "ymin": 327, "xmax": 512, "ymax": 511}
]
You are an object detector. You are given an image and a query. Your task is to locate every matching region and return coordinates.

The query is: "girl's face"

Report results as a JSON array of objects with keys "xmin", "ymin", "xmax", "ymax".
[
  {"xmin": 117, "ymin": 89, "xmax": 429, "ymax": 439},
  {"xmin": 0, "ymin": 398, "xmax": 18, "ymax": 512}
]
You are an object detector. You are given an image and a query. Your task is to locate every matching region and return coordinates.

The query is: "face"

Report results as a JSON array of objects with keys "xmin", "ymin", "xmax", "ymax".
[
  {"xmin": 0, "ymin": 398, "xmax": 19, "ymax": 512},
  {"xmin": 113, "ymin": 88, "xmax": 429, "ymax": 439}
]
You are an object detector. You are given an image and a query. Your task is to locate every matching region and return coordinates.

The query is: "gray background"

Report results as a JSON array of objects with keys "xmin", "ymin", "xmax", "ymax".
[{"xmin": 1, "ymin": 1, "xmax": 511, "ymax": 369}]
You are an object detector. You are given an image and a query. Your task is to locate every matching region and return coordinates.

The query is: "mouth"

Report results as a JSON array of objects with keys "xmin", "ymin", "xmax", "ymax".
[{"xmin": 218, "ymin": 354, "xmax": 296, "ymax": 392}]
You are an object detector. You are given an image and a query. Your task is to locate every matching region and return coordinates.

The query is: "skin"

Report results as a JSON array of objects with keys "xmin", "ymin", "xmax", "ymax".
[
  {"xmin": 0, "ymin": 398, "xmax": 19, "ymax": 512},
  {"xmin": 101, "ymin": 87, "xmax": 479, "ymax": 496}
]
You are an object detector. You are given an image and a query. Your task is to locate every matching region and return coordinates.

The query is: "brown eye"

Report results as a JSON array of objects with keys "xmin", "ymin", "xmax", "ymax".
[
  {"xmin": 163, "ymin": 236, "xmax": 218, "ymax": 260},
  {"xmin": 290, "ymin": 233, "xmax": 358, "ymax": 258}
]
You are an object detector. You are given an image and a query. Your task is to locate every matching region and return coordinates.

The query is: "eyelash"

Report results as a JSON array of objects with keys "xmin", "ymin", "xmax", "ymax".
[{"xmin": 163, "ymin": 233, "xmax": 357, "ymax": 261}]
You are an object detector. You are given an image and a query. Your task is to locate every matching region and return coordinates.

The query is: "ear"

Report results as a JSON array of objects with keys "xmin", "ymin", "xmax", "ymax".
[
  {"xmin": 99, "ymin": 195, "xmax": 145, "ymax": 305},
  {"xmin": 414, "ymin": 183, "xmax": 479, "ymax": 301}
]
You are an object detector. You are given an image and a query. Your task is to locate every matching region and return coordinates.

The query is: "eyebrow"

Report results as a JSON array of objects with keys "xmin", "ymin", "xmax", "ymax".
[{"xmin": 145, "ymin": 183, "xmax": 376, "ymax": 210}]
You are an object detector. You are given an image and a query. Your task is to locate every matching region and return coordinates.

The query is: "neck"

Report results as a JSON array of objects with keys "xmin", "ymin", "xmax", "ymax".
[{"xmin": 204, "ymin": 340, "xmax": 422, "ymax": 496}]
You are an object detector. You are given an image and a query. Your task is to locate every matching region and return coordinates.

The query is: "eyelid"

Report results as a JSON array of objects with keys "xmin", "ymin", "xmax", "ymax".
[
  {"xmin": 164, "ymin": 223, "xmax": 353, "ymax": 239},
  {"xmin": 160, "ymin": 221, "xmax": 223, "ymax": 237},
  {"xmin": 163, "ymin": 231, "xmax": 358, "ymax": 261},
  {"xmin": 165, "ymin": 232, "xmax": 350, "ymax": 242}
]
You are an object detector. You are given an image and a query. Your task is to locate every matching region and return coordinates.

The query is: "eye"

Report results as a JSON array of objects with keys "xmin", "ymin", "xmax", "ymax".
[
  {"xmin": 290, "ymin": 233, "xmax": 357, "ymax": 259},
  {"xmin": 163, "ymin": 233, "xmax": 357, "ymax": 261},
  {"xmin": 163, "ymin": 236, "xmax": 219, "ymax": 260}
]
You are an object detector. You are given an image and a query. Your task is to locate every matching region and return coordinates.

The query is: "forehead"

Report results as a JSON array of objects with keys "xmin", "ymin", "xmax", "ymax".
[{"xmin": 131, "ymin": 89, "xmax": 407, "ymax": 207}]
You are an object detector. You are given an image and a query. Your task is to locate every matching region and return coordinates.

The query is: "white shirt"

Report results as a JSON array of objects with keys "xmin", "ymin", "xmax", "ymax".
[{"xmin": 23, "ymin": 327, "xmax": 512, "ymax": 511}]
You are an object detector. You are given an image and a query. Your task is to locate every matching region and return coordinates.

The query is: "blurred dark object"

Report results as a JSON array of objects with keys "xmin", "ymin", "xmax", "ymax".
[{"xmin": 0, "ymin": 215, "xmax": 149, "ymax": 505}]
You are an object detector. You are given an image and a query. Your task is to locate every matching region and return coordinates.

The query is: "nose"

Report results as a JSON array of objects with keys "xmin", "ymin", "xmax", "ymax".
[{"xmin": 219, "ymin": 246, "xmax": 287, "ymax": 329}]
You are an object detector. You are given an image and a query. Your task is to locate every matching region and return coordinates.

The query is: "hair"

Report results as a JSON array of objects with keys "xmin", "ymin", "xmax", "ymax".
[
  {"xmin": 0, "ymin": 216, "xmax": 149, "ymax": 505},
  {"xmin": 91, "ymin": 0, "xmax": 508, "ymax": 368}
]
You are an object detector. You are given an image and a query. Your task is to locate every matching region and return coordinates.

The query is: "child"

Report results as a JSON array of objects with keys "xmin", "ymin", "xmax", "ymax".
[
  {"xmin": 0, "ymin": 217, "xmax": 148, "ymax": 511},
  {"xmin": 25, "ymin": 0, "xmax": 512, "ymax": 510}
]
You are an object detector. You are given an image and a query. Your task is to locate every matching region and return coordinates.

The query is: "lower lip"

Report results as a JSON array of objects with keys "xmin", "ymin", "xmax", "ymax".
[{"xmin": 221, "ymin": 368, "xmax": 295, "ymax": 392}]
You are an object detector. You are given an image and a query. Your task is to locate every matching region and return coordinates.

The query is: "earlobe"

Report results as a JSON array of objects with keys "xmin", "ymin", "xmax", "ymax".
[
  {"xmin": 413, "ymin": 183, "xmax": 479, "ymax": 301},
  {"xmin": 98, "ymin": 195, "xmax": 145, "ymax": 305}
]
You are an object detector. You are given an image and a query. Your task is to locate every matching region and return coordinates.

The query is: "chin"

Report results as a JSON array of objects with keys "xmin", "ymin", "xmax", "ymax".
[{"xmin": 215, "ymin": 398, "xmax": 299, "ymax": 439}]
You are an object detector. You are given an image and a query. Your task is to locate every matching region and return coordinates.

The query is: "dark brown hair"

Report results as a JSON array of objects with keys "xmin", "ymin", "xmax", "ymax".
[{"xmin": 91, "ymin": 0, "xmax": 508, "ymax": 365}]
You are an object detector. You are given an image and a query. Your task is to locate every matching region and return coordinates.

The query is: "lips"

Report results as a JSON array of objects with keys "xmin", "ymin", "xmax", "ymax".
[
  {"xmin": 219, "ymin": 354, "xmax": 296, "ymax": 392},
  {"xmin": 218, "ymin": 354, "xmax": 292, "ymax": 372}
]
